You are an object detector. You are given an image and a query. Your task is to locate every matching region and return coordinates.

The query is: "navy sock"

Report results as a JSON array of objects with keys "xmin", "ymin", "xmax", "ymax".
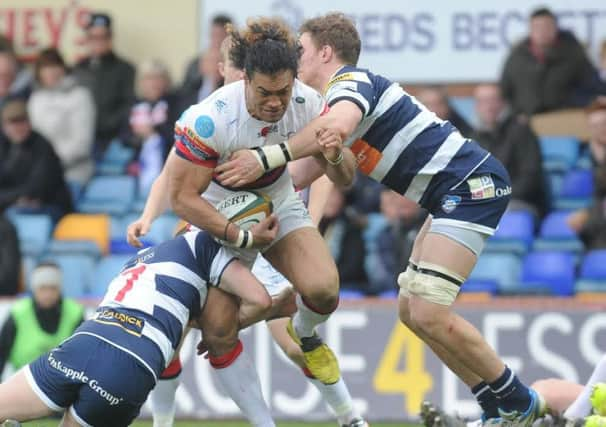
[
  {"xmin": 471, "ymin": 381, "xmax": 500, "ymax": 419},
  {"xmin": 489, "ymin": 366, "xmax": 531, "ymax": 414}
]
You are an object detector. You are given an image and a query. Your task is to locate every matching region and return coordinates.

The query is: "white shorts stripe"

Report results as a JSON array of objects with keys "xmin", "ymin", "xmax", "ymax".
[
  {"xmin": 431, "ymin": 217, "xmax": 496, "ymax": 236},
  {"xmin": 24, "ymin": 365, "xmax": 64, "ymax": 411},
  {"xmin": 69, "ymin": 405, "xmax": 94, "ymax": 427},
  {"xmin": 405, "ymin": 132, "xmax": 467, "ymax": 203}
]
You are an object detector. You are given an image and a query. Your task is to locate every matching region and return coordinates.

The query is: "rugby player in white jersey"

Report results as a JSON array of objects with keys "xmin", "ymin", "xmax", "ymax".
[
  {"xmin": 0, "ymin": 227, "xmax": 279, "ymax": 427},
  {"xmin": 128, "ymin": 32, "xmax": 368, "ymax": 427},
  {"xmin": 216, "ymin": 12, "xmax": 546, "ymax": 427}
]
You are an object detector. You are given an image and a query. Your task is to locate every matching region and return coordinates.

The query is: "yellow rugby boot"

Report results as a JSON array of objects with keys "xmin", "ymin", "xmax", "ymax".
[{"xmin": 287, "ymin": 319, "xmax": 340, "ymax": 384}]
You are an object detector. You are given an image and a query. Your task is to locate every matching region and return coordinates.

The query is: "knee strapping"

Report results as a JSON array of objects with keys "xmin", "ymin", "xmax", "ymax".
[
  {"xmin": 397, "ymin": 262, "xmax": 418, "ymax": 298},
  {"xmin": 407, "ymin": 262, "xmax": 465, "ymax": 306}
]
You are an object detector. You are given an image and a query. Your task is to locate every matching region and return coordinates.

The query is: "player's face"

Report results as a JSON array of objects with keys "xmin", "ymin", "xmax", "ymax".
[
  {"xmin": 245, "ymin": 69, "xmax": 294, "ymax": 123},
  {"xmin": 297, "ymin": 32, "xmax": 322, "ymax": 90}
]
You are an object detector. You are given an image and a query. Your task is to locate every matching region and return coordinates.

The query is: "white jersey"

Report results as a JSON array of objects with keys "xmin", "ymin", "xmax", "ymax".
[{"xmin": 174, "ymin": 79, "xmax": 326, "ymax": 206}]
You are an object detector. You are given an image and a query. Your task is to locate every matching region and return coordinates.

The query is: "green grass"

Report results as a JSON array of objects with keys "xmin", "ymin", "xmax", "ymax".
[{"xmin": 23, "ymin": 420, "xmax": 419, "ymax": 426}]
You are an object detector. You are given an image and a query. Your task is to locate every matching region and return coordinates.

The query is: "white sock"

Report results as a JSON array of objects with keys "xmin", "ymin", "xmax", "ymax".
[
  {"xmin": 309, "ymin": 376, "xmax": 359, "ymax": 425},
  {"xmin": 211, "ymin": 342, "xmax": 275, "ymax": 427},
  {"xmin": 151, "ymin": 376, "xmax": 179, "ymax": 427},
  {"xmin": 293, "ymin": 294, "xmax": 332, "ymax": 338},
  {"xmin": 565, "ymin": 355, "xmax": 606, "ymax": 419}
]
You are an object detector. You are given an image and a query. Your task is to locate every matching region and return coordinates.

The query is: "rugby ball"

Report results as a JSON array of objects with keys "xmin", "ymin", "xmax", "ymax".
[{"xmin": 216, "ymin": 191, "xmax": 273, "ymax": 230}]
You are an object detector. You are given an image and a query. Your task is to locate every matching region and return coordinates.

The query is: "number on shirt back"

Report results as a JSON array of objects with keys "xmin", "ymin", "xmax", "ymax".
[{"xmin": 115, "ymin": 265, "xmax": 146, "ymax": 302}]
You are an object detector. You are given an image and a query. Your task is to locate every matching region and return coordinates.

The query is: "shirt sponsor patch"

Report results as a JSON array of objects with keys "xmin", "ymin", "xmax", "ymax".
[
  {"xmin": 194, "ymin": 115, "xmax": 215, "ymax": 138},
  {"xmin": 441, "ymin": 195, "xmax": 462, "ymax": 213},
  {"xmin": 93, "ymin": 309, "xmax": 145, "ymax": 336},
  {"xmin": 351, "ymin": 139, "xmax": 383, "ymax": 176},
  {"xmin": 467, "ymin": 175, "xmax": 495, "ymax": 200}
]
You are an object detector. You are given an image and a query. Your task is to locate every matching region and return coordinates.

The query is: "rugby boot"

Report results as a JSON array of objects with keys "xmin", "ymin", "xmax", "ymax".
[
  {"xmin": 421, "ymin": 401, "xmax": 467, "ymax": 427},
  {"xmin": 287, "ymin": 319, "xmax": 340, "ymax": 384},
  {"xmin": 585, "ymin": 415, "xmax": 606, "ymax": 427},
  {"xmin": 498, "ymin": 388, "xmax": 547, "ymax": 427},
  {"xmin": 1, "ymin": 421, "xmax": 22, "ymax": 427}
]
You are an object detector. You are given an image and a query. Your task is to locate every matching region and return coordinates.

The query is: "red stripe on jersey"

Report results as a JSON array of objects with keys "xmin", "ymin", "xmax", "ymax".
[
  {"xmin": 208, "ymin": 340, "xmax": 243, "ymax": 369},
  {"xmin": 175, "ymin": 140, "xmax": 218, "ymax": 168}
]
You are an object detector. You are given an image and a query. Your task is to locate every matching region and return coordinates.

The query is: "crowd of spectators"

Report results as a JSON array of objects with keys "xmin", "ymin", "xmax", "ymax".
[{"xmin": 0, "ymin": 7, "xmax": 606, "ymax": 299}]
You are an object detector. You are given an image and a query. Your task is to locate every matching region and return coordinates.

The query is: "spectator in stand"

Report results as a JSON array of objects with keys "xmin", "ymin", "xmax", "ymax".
[
  {"xmin": 473, "ymin": 83, "xmax": 547, "ymax": 217},
  {"xmin": 568, "ymin": 97, "xmax": 606, "ymax": 249},
  {"xmin": 0, "ymin": 213, "xmax": 20, "ymax": 296},
  {"xmin": 416, "ymin": 86, "xmax": 473, "ymax": 137},
  {"xmin": 501, "ymin": 7, "xmax": 599, "ymax": 115},
  {"xmin": 364, "ymin": 190, "xmax": 427, "ymax": 295},
  {"xmin": 0, "ymin": 262, "xmax": 84, "ymax": 375},
  {"xmin": 319, "ymin": 186, "xmax": 368, "ymax": 290},
  {"xmin": 0, "ymin": 97, "xmax": 73, "ymax": 221},
  {"xmin": 179, "ymin": 14, "xmax": 232, "ymax": 110},
  {"xmin": 73, "ymin": 12, "xmax": 135, "ymax": 156},
  {"xmin": 28, "ymin": 48, "xmax": 96, "ymax": 186},
  {"xmin": 0, "ymin": 45, "xmax": 31, "ymax": 111},
  {"xmin": 126, "ymin": 59, "xmax": 179, "ymax": 195}
]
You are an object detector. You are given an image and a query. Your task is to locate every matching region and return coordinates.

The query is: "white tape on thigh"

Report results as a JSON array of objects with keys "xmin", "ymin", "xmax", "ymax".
[
  {"xmin": 397, "ymin": 265, "xmax": 417, "ymax": 298},
  {"xmin": 407, "ymin": 262, "xmax": 465, "ymax": 306}
]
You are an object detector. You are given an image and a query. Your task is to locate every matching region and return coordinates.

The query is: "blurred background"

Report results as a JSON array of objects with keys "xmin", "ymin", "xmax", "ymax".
[{"xmin": 1, "ymin": 0, "xmax": 606, "ymax": 422}]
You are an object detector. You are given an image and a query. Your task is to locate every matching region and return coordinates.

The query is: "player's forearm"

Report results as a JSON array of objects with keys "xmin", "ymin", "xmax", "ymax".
[
  {"xmin": 141, "ymin": 170, "xmax": 171, "ymax": 223},
  {"xmin": 322, "ymin": 148, "xmax": 356, "ymax": 187},
  {"xmin": 170, "ymin": 190, "xmax": 232, "ymax": 240},
  {"xmin": 308, "ymin": 175, "xmax": 333, "ymax": 226}
]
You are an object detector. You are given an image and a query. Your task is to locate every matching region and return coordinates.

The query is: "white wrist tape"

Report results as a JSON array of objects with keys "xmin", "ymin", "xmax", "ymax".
[
  {"xmin": 234, "ymin": 229, "xmax": 254, "ymax": 249},
  {"xmin": 252, "ymin": 142, "xmax": 293, "ymax": 171}
]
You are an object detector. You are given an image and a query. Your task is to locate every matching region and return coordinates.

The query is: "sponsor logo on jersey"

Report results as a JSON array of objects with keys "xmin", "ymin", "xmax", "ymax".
[
  {"xmin": 258, "ymin": 124, "xmax": 278, "ymax": 138},
  {"xmin": 441, "ymin": 195, "xmax": 462, "ymax": 213},
  {"xmin": 215, "ymin": 99, "xmax": 227, "ymax": 113},
  {"xmin": 194, "ymin": 115, "xmax": 215, "ymax": 138},
  {"xmin": 94, "ymin": 309, "xmax": 145, "ymax": 336},
  {"xmin": 467, "ymin": 175, "xmax": 495, "ymax": 200},
  {"xmin": 496, "ymin": 186, "xmax": 512, "ymax": 197},
  {"xmin": 295, "ymin": 96, "xmax": 305, "ymax": 104},
  {"xmin": 351, "ymin": 139, "xmax": 383, "ymax": 175},
  {"xmin": 47, "ymin": 352, "xmax": 124, "ymax": 406},
  {"xmin": 326, "ymin": 71, "xmax": 371, "ymax": 90}
]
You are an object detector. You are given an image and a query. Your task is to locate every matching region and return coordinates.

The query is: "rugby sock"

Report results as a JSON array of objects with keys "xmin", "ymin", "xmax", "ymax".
[
  {"xmin": 151, "ymin": 358, "xmax": 182, "ymax": 427},
  {"xmin": 489, "ymin": 366, "xmax": 532, "ymax": 414},
  {"xmin": 565, "ymin": 354, "xmax": 606, "ymax": 419},
  {"xmin": 303, "ymin": 368, "xmax": 359, "ymax": 425},
  {"xmin": 293, "ymin": 294, "xmax": 337, "ymax": 338},
  {"xmin": 209, "ymin": 340, "xmax": 275, "ymax": 427},
  {"xmin": 471, "ymin": 381, "xmax": 500, "ymax": 419}
]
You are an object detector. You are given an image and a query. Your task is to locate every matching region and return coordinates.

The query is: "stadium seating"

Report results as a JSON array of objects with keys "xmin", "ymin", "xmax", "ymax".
[
  {"xmin": 520, "ymin": 251, "xmax": 575, "ymax": 296},
  {"xmin": 467, "ymin": 253, "xmax": 520, "ymax": 294},
  {"xmin": 78, "ymin": 175, "xmax": 136, "ymax": 216},
  {"xmin": 533, "ymin": 211, "xmax": 583, "ymax": 253},
  {"xmin": 539, "ymin": 136, "xmax": 580, "ymax": 172},
  {"xmin": 484, "ymin": 210, "xmax": 534, "ymax": 255},
  {"xmin": 52, "ymin": 213, "xmax": 110, "ymax": 255},
  {"xmin": 89, "ymin": 254, "xmax": 133, "ymax": 296},
  {"xmin": 96, "ymin": 140, "xmax": 135, "ymax": 175},
  {"xmin": 9, "ymin": 213, "xmax": 53, "ymax": 257},
  {"xmin": 575, "ymin": 250, "xmax": 606, "ymax": 293},
  {"xmin": 45, "ymin": 254, "xmax": 96, "ymax": 297},
  {"xmin": 554, "ymin": 169, "xmax": 593, "ymax": 210}
]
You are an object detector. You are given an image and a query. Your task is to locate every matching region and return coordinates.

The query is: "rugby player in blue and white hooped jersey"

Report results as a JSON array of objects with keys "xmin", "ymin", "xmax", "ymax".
[
  {"xmin": 0, "ymin": 229, "xmax": 277, "ymax": 427},
  {"xmin": 217, "ymin": 12, "xmax": 545, "ymax": 427}
]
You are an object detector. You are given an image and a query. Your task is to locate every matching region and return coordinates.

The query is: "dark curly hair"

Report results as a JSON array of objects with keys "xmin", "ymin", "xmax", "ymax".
[{"xmin": 229, "ymin": 17, "xmax": 299, "ymax": 79}]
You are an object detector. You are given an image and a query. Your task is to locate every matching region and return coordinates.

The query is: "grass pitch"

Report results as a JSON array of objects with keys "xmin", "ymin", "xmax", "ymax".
[{"xmin": 23, "ymin": 420, "xmax": 420, "ymax": 426}]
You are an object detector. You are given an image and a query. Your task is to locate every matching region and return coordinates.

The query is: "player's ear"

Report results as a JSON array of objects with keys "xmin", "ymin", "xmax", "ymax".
[{"xmin": 321, "ymin": 45, "xmax": 333, "ymax": 63}]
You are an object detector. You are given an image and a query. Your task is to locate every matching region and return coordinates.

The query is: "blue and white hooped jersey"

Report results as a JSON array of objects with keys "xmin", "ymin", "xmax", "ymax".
[
  {"xmin": 76, "ymin": 230, "xmax": 234, "ymax": 380},
  {"xmin": 325, "ymin": 66, "xmax": 491, "ymax": 208}
]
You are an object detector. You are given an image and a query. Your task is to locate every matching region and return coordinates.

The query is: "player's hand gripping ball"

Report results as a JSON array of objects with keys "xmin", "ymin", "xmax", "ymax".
[{"xmin": 216, "ymin": 190, "xmax": 273, "ymax": 230}]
